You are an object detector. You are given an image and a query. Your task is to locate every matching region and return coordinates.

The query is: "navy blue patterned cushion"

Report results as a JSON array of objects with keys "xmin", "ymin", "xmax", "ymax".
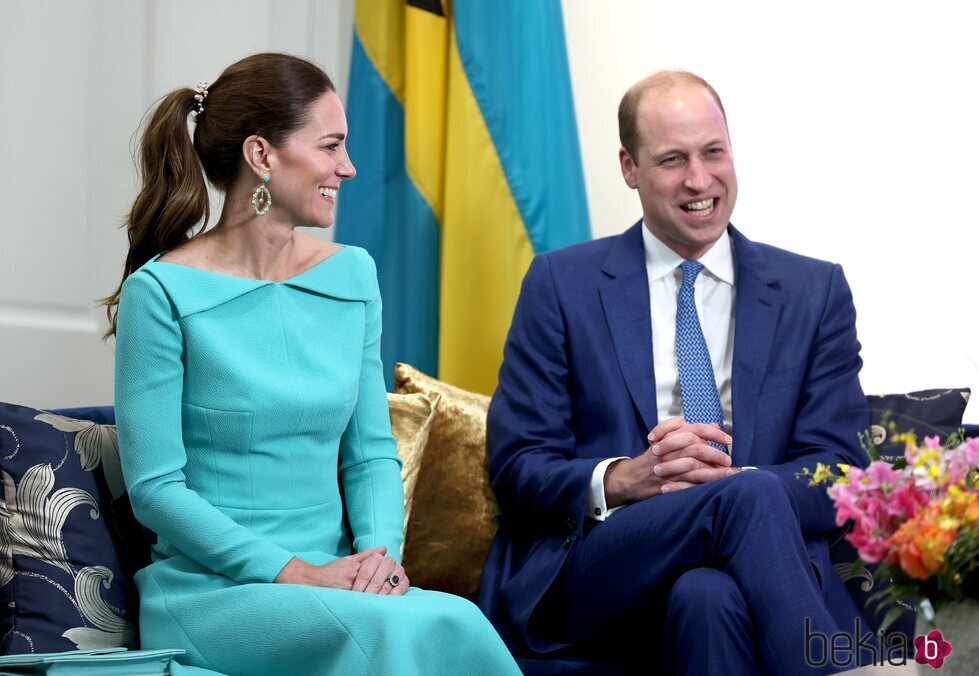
[
  {"xmin": 51, "ymin": 407, "xmax": 116, "ymax": 426},
  {"xmin": 0, "ymin": 402, "xmax": 138, "ymax": 654},
  {"xmin": 865, "ymin": 388, "xmax": 971, "ymax": 462}
]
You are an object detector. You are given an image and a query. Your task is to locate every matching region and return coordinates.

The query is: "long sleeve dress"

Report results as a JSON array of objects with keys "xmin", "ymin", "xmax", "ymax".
[{"xmin": 114, "ymin": 246, "xmax": 519, "ymax": 676}]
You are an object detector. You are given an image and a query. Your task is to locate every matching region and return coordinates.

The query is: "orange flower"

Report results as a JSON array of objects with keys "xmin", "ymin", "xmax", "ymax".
[
  {"xmin": 944, "ymin": 487, "xmax": 979, "ymax": 525},
  {"xmin": 895, "ymin": 542, "xmax": 930, "ymax": 580},
  {"xmin": 887, "ymin": 502, "xmax": 958, "ymax": 580},
  {"xmin": 966, "ymin": 499, "xmax": 979, "ymax": 525}
]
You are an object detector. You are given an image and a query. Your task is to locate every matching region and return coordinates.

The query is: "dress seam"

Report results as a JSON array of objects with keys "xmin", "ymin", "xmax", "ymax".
[
  {"xmin": 212, "ymin": 496, "xmax": 339, "ymax": 512},
  {"xmin": 310, "ymin": 592, "xmax": 371, "ymax": 665},
  {"xmin": 148, "ymin": 569, "xmax": 224, "ymax": 673}
]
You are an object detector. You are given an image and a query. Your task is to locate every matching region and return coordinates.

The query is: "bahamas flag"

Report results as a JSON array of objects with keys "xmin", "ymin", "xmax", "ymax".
[{"xmin": 337, "ymin": 0, "xmax": 590, "ymax": 394}]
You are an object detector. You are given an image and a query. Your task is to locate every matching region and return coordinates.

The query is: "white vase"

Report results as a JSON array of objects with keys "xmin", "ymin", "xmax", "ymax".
[{"xmin": 915, "ymin": 601, "xmax": 979, "ymax": 674}]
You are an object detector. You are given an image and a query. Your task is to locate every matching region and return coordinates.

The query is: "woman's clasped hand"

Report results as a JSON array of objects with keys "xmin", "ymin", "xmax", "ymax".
[{"xmin": 274, "ymin": 547, "xmax": 409, "ymax": 596}]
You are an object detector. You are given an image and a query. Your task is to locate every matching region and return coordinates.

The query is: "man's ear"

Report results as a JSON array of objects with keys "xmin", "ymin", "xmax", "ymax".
[
  {"xmin": 242, "ymin": 135, "xmax": 273, "ymax": 178},
  {"xmin": 619, "ymin": 147, "xmax": 639, "ymax": 189}
]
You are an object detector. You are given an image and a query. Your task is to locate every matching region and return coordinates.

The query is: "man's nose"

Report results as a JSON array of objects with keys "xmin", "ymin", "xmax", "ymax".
[{"xmin": 683, "ymin": 158, "xmax": 711, "ymax": 192}]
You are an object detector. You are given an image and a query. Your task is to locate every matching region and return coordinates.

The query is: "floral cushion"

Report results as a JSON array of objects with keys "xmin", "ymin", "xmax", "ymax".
[{"xmin": 0, "ymin": 402, "xmax": 140, "ymax": 654}]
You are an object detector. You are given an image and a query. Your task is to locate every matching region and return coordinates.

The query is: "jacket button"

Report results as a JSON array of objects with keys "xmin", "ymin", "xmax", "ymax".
[
  {"xmin": 563, "ymin": 537, "xmax": 572, "ymax": 549},
  {"xmin": 565, "ymin": 517, "xmax": 577, "ymax": 531}
]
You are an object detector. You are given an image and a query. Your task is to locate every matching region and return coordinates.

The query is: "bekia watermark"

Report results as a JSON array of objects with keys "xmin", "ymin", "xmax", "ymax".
[
  {"xmin": 804, "ymin": 617, "xmax": 955, "ymax": 669},
  {"xmin": 914, "ymin": 629, "xmax": 953, "ymax": 670}
]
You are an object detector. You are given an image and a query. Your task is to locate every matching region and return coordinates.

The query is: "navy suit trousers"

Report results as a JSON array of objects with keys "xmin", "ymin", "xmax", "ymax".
[{"xmin": 561, "ymin": 471, "xmax": 853, "ymax": 675}]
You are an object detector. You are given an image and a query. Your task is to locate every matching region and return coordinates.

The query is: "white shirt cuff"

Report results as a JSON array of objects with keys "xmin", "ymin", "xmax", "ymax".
[{"xmin": 588, "ymin": 457, "xmax": 629, "ymax": 521}]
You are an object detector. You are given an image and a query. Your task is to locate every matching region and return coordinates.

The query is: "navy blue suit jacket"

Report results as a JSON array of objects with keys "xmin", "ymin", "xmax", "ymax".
[{"xmin": 479, "ymin": 222, "xmax": 870, "ymax": 654}]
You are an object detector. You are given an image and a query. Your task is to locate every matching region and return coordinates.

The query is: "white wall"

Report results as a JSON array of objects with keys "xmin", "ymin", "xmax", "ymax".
[
  {"xmin": 2, "ymin": 0, "xmax": 976, "ymax": 423},
  {"xmin": 0, "ymin": 0, "xmax": 353, "ymax": 408},
  {"xmin": 563, "ymin": 0, "xmax": 979, "ymax": 422}
]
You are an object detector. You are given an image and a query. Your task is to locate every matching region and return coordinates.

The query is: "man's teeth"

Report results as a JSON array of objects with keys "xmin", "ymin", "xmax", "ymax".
[
  {"xmin": 319, "ymin": 187, "xmax": 337, "ymax": 199},
  {"xmin": 683, "ymin": 198, "xmax": 714, "ymax": 216}
]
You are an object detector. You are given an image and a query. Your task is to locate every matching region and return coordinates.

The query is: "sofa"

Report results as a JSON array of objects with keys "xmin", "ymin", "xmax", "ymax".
[{"xmin": 0, "ymin": 362, "xmax": 974, "ymax": 673}]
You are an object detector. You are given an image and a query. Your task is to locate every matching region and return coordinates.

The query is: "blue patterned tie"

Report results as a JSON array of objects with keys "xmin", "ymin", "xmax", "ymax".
[{"xmin": 676, "ymin": 261, "xmax": 726, "ymax": 450}]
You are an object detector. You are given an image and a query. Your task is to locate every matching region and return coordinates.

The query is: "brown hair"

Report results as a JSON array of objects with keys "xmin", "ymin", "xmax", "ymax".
[
  {"xmin": 103, "ymin": 53, "xmax": 335, "ymax": 336},
  {"xmin": 618, "ymin": 70, "xmax": 727, "ymax": 161}
]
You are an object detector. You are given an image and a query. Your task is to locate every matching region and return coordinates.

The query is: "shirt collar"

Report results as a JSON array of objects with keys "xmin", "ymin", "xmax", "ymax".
[{"xmin": 642, "ymin": 223, "xmax": 735, "ymax": 285}]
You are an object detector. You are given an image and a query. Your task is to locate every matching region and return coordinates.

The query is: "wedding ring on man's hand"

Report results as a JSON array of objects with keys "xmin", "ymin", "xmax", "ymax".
[{"xmin": 387, "ymin": 574, "xmax": 400, "ymax": 588}]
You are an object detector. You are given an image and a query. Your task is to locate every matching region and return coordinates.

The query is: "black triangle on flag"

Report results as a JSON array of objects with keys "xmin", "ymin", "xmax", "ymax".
[{"xmin": 406, "ymin": 0, "xmax": 444, "ymax": 17}]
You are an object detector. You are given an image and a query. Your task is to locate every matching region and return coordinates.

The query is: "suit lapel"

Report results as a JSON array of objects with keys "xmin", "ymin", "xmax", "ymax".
[
  {"xmin": 599, "ymin": 222, "xmax": 657, "ymax": 432},
  {"xmin": 730, "ymin": 226, "xmax": 783, "ymax": 464}
]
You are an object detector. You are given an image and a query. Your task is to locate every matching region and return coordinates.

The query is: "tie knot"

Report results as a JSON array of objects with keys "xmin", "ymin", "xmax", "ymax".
[{"xmin": 680, "ymin": 260, "xmax": 703, "ymax": 288}]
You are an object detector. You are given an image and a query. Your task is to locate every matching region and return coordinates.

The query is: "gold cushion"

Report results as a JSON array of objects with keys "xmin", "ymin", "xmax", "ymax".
[
  {"xmin": 395, "ymin": 363, "xmax": 500, "ymax": 600},
  {"xmin": 386, "ymin": 391, "xmax": 440, "ymax": 552}
]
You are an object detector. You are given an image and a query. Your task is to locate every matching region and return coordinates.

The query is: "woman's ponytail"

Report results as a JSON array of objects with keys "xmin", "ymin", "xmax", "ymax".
[{"xmin": 103, "ymin": 88, "xmax": 209, "ymax": 337}]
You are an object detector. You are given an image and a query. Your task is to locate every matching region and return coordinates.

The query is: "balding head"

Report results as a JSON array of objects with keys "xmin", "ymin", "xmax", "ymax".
[{"xmin": 618, "ymin": 71, "xmax": 727, "ymax": 161}]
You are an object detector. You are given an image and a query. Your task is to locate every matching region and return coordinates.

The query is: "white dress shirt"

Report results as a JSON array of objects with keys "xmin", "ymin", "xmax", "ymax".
[{"xmin": 587, "ymin": 224, "xmax": 736, "ymax": 520}]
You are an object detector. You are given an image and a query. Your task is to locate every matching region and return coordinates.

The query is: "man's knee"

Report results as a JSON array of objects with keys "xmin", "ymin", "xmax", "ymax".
[
  {"xmin": 716, "ymin": 469, "xmax": 796, "ymax": 516},
  {"xmin": 725, "ymin": 467, "xmax": 785, "ymax": 494}
]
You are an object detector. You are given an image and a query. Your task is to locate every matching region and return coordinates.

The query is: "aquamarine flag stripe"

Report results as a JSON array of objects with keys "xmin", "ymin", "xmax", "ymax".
[
  {"xmin": 336, "ymin": 33, "xmax": 440, "ymax": 388},
  {"xmin": 453, "ymin": 0, "xmax": 590, "ymax": 253}
]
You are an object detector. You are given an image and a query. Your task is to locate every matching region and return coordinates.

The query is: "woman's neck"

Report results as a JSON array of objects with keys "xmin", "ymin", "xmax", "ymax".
[{"xmin": 189, "ymin": 191, "xmax": 305, "ymax": 281}]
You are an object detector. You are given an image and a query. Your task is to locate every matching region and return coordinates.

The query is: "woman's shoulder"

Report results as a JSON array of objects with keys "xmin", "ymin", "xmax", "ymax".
[
  {"xmin": 116, "ymin": 264, "xmax": 177, "ymax": 332},
  {"xmin": 296, "ymin": 233, "xmax": 345, "ymax": 271},
  {"xmin": 296, "ymin": 236, "xmax": 375, "ymax": 284},
  {"xmin": 121, "ymin": 261, "xmax": 167, "ymax": 295},
  {"xmin": 321, "ymin": 239, "xmax": 375, "ymax": 272},
  {"xmin": 289, "ymin": 238, "xmax": 378, "ymax": 303},
  {"xmin": 156, "ymin": 243, "xmax": 198, "ymax": 267},
  {"xmin": 123, "ymin": 253, "xmax": 265, "ymax": 321}
]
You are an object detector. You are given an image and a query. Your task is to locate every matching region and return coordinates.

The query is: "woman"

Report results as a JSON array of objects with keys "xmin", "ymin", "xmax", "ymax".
[{"xmin": 106, "ymin": 53, "xmax": 519, "ymax": 675}]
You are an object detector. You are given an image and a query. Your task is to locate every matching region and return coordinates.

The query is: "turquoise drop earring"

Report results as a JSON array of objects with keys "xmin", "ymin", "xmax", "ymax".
[{"xmin": 251, "ymin": 174, "xmax": 272, "ymax": 216}]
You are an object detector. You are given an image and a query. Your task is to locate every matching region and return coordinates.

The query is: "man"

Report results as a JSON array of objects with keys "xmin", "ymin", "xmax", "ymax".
[{"xmin": 478, "ymin": 71, "xmax": 870, "ymax": 674}]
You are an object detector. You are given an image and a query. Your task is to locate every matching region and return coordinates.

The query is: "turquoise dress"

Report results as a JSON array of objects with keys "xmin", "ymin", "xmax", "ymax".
[{"xmin": 114, "ymin": 247, "xmax": 519, "ymax": 676}]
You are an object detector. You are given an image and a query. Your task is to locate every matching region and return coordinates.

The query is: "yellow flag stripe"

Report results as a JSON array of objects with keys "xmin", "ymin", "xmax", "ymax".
[
  {"xmin": 404, "ymin": 5, "xmax": 448, "ymax": 220},
  {"xmin": 438, "ymin": 26, "xmax": 534, "ymax": 395},
  {"xmin": 354, "ymin": 0, "xmax": 405, "ymax": 105}
]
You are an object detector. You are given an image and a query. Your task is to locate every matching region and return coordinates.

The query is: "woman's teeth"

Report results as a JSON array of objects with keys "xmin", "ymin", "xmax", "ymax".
[{"xmin": 319, "ymin": 187, "xmax": 337, "ymax": 199}]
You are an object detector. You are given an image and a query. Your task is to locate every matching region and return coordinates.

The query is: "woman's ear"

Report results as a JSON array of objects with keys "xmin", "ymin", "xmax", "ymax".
[{"xmin": 242, "ymin": 135, "xmax": 273, "ymax": 178}]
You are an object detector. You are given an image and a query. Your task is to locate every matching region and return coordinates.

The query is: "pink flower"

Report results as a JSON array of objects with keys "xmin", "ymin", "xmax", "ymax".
[
  {"xmin": 923, "ymin": 435, "xmax": 943, "ymax": 450},
  {"xmin": 865, "ymin": 461, "xmax": 902, "ymax": 490},
  {"xmin": 904, "ymin": 444, "xmax": 917, "ymax": 466},
  {"xmin": 961, "ymin": 437, "xmax": 979, "ymax": 468},
  {"xmin": 887, "ymin": 481, "xmax": 929, "ymax": 521},
  {"xmin": 847, "ymin": 531, "xmax": 889, "ymax": 563},
  {"xmin": 829, "ymin": 486, "xmax": 862, "ymax": 526},
  {"xmin": 946, "ymin": 457, "xmax": 969, "ymax": 485}
]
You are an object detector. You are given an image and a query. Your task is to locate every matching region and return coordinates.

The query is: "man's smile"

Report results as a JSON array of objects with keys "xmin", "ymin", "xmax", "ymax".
[{"xmin": 681, "ymin": 197, "xmax": 716, "ymax": 217}]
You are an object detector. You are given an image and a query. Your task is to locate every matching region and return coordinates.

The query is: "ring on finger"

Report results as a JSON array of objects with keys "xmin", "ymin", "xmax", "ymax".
[{"xmin": 387, "ymin": 574, "xmax": 400, "ymax": 588}]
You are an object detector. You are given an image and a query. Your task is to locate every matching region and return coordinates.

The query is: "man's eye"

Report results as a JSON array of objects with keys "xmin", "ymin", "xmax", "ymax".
[
  {"xmin": 707, "ymin": 147, "xmax": 725, "ymax": 155},
  {"xmin": 661, "ymin": 155, "xmax": 681, "ymax": 165}
]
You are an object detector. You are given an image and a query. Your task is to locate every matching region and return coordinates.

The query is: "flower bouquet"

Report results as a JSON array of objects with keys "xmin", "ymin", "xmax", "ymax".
[{"xmin": 805, "ymin": 428, "xmax": 979, "ymax": 634}]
